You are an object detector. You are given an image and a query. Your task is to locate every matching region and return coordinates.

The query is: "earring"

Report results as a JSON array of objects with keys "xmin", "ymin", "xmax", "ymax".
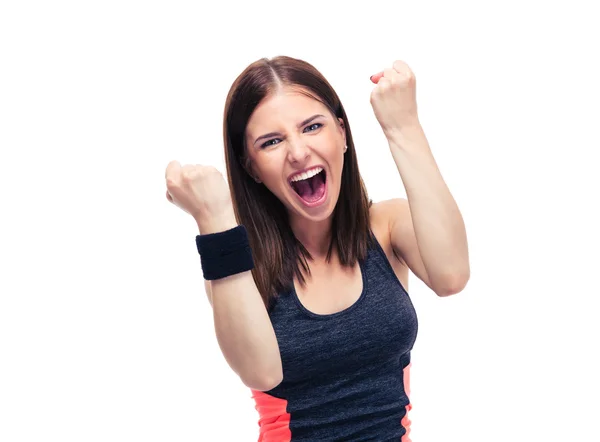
[{"xmin": 344, "ymin": 144, "xmax": 348, "ymax": 152}]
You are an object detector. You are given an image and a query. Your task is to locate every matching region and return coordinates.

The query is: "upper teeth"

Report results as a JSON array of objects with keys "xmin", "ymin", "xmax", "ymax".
[{"xmin": 290, "ymin": 167, "xmax": 323, "ymax": 182}]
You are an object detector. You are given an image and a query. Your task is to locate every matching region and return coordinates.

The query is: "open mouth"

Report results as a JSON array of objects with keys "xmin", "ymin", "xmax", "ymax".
[{"xmin": 289, "ymin": 167, "xmax": 327, "ymax": 205}]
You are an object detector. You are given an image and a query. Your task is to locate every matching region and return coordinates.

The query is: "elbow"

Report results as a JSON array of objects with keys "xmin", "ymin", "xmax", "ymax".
[
  {"xmin": 240, "ymin": 361, "xmax": 283, "ymax": 391},
  {"xmin": 242, "ymin": 370, "xmax": 283, "ymax": 392},
  {"xmin": 256, "ymin": 375, "xmax": 284, "ymax": 392},
  {"xmin": 434, "ymin": 270, "xmax": 470, "ymax": 297}
]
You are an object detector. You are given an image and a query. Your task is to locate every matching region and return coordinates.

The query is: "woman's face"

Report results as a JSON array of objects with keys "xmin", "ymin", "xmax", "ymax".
[{"xmin": 245, "ymin": 87, "xmax": 346, "ymax": 223}]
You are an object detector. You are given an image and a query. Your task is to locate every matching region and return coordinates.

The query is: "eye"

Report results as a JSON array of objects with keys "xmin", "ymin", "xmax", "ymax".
[
  {"xmin": 304, "ymin": 123, "xmax": 323, "ymax": 132},
  {"xmin": 260, "ymin": 138, "xmax": 281, "ymax": 149}
]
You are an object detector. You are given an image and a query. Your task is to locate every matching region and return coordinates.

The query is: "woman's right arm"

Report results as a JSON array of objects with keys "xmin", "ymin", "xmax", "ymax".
[
  {"xmin": 165, "ymin": 161, "xmax": 282, "ymax": 392},
  {"xmin": 199, "ymin": 217, "xmax": 283, "ymax": 393}
]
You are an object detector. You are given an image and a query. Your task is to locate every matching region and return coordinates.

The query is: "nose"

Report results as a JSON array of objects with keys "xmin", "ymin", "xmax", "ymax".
[{"xmin": 286, "ymin": 139, "xmax": 310, "ymax": 164}]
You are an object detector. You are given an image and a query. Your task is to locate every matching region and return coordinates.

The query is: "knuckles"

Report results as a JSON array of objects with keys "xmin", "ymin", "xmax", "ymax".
[
  {"xmin": 164, "ymin": 161, "xmax": 230, "ymax": 219},
  {"xmin": 391, "ymin": 60, "xmax": 416, "ymax": 84},
  {"xmin": 174, "ymin": 165, "xmax": 221, "ymax": 184},
  {"xmin": 392, "ymin": 60, "xmax": 409, "ymax": 73},
  {"xmin": 182, "ymin": 167, "xmax": 200, "ymax": 182}
]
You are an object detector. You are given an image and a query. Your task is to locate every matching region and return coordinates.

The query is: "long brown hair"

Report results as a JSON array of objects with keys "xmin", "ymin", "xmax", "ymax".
[{"xmin": 223, "ymin": 55, "xmax": 373, "ymax": 310}]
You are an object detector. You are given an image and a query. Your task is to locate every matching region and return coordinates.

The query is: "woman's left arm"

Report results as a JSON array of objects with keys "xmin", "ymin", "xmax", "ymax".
[{"xmin": 370, "ymin": 61, "xmax": 470, "ymax": 296}]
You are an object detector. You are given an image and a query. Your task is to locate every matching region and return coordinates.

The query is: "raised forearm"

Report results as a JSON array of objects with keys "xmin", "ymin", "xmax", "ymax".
[
  {"xmin": 388, "ymin": 123, "xmax": 470, "ymax": 291},
  {"xmin": 198, "ymin": 218, "xmax": 282, "ymax": 391}
]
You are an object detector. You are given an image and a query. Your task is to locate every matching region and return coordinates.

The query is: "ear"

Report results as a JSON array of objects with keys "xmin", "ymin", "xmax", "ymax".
[{"xmin": 337, "ymin": 118, "xmax": 346, "ymax": 144}]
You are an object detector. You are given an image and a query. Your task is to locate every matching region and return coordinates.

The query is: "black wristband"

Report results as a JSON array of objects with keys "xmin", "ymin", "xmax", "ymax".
[{"xmin": 195, "ymin": 225, "xmax": 255, "ymax": 280}]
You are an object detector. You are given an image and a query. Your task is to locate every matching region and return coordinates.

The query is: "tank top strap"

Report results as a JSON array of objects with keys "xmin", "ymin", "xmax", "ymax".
[{"xmin": 365, "ymin": 227, "xmax": 397, "ymax": 276}]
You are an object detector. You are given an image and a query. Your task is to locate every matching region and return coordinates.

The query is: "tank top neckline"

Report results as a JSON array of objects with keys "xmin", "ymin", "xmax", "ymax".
[{"xmin": 289, "ymin": 253, "xmax": 369, "ymax": 320}]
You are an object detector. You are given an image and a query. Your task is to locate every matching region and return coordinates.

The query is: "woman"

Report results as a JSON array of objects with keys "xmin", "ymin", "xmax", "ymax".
[{"xmin": 165, "ymin": 55, "xmax": 469, "ymax": 441}]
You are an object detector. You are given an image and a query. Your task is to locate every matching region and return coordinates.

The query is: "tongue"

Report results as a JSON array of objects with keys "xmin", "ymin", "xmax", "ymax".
[{"xmin": 293, "ymin": 172, "xmax": 326, "ymax": 203}]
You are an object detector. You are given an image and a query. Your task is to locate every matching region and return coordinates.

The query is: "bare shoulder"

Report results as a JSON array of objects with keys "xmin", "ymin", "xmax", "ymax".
[
  {"xmin": 369, "ymin": 199, "xmax": 410, "ymax": 290},
  {"xmin": 371, "ymin": 198, "xmax": 409, "ymax": 221},
  {"xmin": 370, "ymin": 198, "xmax": 434, "ymax": 292},
  {"xmin": 369, "ymin": 198, "xmax": 409, "ymax": 244},
  {"xmin": 370, "ymin": 198, "xmax": 412, "ymax": 256}
]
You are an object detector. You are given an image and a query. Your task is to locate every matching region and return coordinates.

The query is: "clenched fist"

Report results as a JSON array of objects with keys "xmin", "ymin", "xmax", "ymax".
[
  {"xmin": 370, "ymin": 60, "xmax": 419, "ymax": 138},
  {"xmin": 165, "ymin": 161, "xmax": 237, "ymax": 234}
]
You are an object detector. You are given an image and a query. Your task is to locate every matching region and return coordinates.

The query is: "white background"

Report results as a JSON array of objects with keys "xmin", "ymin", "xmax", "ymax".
[{"xmin": 1, "ymin": 0, "xmax": 599, "ymax": 441}]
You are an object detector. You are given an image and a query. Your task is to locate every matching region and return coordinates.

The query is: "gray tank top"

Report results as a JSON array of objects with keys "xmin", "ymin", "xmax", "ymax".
[{"xmin": 252, "ymin": 231, "xmax": 419, "ymax": 441}]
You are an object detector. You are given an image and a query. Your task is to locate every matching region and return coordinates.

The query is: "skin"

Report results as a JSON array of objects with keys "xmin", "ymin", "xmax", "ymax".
[
  {"xmin": 244, "ymin": 86, "xmax": 347, "ymax": 259},
  {"xmin": 243, "ymin": 86, "xmax": 403, "ymax": 314},
  {"xmin": 169, "ymin": 61, "xmax": 469, "ymax": 390}
]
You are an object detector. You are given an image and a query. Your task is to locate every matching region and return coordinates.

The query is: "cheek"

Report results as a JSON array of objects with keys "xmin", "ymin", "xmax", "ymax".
[
  {"xmin": 316, "ymin": 134, "xmax": 341, "ymax": 158},
  {"xmin": 326, "ymin": 141, "xmax": 344, "ymax": 167},
  {"xmin": 256, "ymin": 154, "xmax": 287, "ymax": 189}
]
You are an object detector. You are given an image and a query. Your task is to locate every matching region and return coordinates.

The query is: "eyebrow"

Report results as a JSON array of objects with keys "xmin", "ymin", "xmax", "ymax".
[{"xmin": 253, "ymin": 114, "xmax": 325, "ymax": 146}]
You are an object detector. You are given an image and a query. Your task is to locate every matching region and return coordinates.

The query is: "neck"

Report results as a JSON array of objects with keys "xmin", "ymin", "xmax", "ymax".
[{"xmin": 289, "ymin": 213, "xmax": 334, "ymax": 260}]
